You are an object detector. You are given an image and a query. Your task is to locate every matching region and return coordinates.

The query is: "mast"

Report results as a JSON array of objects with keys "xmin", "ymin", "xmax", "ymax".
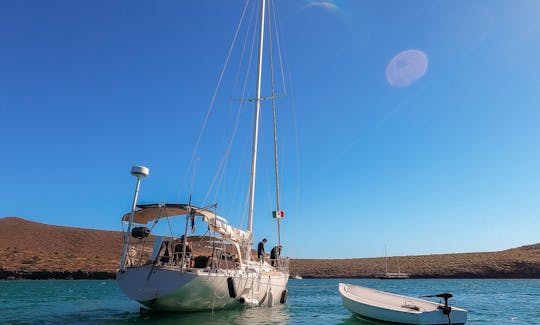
[
  {"xmin": 269, "ymin": 0, "xmax": 282, "ymax": 248},
  {"xmin": 246, "ymin": 0, "xmax": 266, "ymax": 258},
  {"xmin": 385, "ymin": 244, "xmax": 388, "ymax": 275}
]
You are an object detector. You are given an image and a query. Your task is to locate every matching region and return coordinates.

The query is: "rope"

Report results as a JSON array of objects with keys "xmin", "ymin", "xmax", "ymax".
[
  {"xmin": 257, "ymin": 274, "xmax": 272, "ymax": 306},
  {"xmin": 213, "ymin": 278, "xmax": 228, "ymax": 299},
  {"xmin": 164, "ymin": 205, "xmax": 175, "ymax": 240}
]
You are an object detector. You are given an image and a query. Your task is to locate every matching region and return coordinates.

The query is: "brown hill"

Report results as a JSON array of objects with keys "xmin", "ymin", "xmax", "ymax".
[
  {"xmin": 0, "ymin": 217, "xmax": 123, "ymax": 277},
  {"xmin": 1, "ymin": 217, "xmax": 539, "ymax": 279},
  {"xmin": 290, "ymin": 246, "xmax": 540, "ymax": 279}
]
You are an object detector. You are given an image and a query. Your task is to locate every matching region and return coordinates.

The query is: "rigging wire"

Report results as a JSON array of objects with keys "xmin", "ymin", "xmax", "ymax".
[
  {"xmin": 267, "ymin": 0, "xmax": 282, "ymax": 247},
  {"xmin": 185, "ymin": 0, "xmax": 298, "ymax": 242},
  {"xmin": 183, "ymin": 0, "xmax": 251, "ymax": 197},
  {"xmin": 203, "ymin": 0, "xmax": 259, "ymax": 209},
  {"xmin": 270, "ymin": 1, "xmax": 287, "ymax": 95},
  {"xmin": 271, "ymin": 0, "xmax": 302, "ymax": 229}
]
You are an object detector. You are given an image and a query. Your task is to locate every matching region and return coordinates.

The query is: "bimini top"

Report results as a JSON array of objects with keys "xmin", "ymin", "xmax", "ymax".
[{"xmin": 121, "ymin": 203, "xmax": 252, "ymax": 244}]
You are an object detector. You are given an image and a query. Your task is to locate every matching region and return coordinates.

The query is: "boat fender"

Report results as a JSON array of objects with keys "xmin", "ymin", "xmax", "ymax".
[
  {"xmin": 280, "ymin": 289, "xmax": 288, "ymax": 304},
  {"xmin": 227, "ymin": 277, "xmax": 236, "ymax": 298},
  {"xmin": 267, "ymin": 289, "xmax": 274, "ymax": 307},
  {"xmin": 238, "ymin": 296, "xmax": 259, "ymax": 306}
]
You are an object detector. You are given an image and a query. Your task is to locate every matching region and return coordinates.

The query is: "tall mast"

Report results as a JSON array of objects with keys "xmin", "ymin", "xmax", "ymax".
[
  {"xmin": 269, "ymin": 7, "xmax": 282, "ymax": 247},
  {"xmin": 247, "ymin": 0, "xmax": 266, "ymax": 241}
]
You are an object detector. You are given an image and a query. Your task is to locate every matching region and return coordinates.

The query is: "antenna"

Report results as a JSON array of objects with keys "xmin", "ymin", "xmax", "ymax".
[{"xmin": 120, "ymin": 165, "xmax": 150, "ymax": 271}]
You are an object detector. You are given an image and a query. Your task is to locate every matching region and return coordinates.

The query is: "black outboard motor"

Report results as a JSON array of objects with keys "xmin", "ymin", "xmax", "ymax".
[{"xmin": 422, "ymin": 293, "xmax": 453, "ymax": 325}]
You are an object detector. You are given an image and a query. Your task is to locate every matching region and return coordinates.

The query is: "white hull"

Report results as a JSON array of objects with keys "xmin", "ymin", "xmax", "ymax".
[
  {"xmin": 339, "ymin": 283, "xmax": 467, "ymax": 325},
  {"xmin": 377, "ymin": 272, "xmax": 410, "ymax": 279},
  {"xmin": 117, "ymin": 263, "xmax": 289, "ymax": 312}
]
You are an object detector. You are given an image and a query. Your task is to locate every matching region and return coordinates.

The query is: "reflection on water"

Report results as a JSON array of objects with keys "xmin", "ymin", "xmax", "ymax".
[{"xmin": 137, "ymin": 305, "xmax": 290, "ymax": 325}]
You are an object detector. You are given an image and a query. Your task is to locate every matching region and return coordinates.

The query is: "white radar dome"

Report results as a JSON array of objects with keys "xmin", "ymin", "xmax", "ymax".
[{"xmin": 131, "ymin": 165, "xmax": 150, "ymax": 178}]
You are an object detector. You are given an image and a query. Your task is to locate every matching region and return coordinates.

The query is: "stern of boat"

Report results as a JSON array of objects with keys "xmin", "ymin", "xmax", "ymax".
[{"xmin": 116, "ymin": 265, "xmax": 197, "ymax": 305}]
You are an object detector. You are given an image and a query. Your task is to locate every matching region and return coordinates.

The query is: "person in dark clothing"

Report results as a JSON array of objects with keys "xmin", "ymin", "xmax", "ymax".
[
  {"xmin": 257, "ymin": 238, "xmax": 267, "ymax": 261},
  {"xmin": 270, "ymin": 245, "xmax": 282, "ymax": 267},
  {"xmin": 159, "ymin": 241, "xmax": 170, "ymax": 265}
]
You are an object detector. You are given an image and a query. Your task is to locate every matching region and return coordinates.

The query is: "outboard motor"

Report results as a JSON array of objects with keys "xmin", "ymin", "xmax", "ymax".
[{"xmin": 422, "ymin": 293, "xmax": 454, "ymax": 325}]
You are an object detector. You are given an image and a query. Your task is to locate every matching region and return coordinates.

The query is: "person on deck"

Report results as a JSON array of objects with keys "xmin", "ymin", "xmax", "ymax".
[
  {"xmin": 270, "ymin": 245, "xmax": 282, "ymax": 267},
  {"xmin": 159, "ymin": 241, "xmax": 170, "ymax": 265},
  {"xmin": 257, "ymin": 238, "xmax": 267, "ymax": 262}
]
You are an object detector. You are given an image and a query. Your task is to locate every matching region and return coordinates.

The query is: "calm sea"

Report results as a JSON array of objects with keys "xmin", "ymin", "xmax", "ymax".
[{"xmin": 1, "ymin": 278, "xmax": 539, "ymax": 324}]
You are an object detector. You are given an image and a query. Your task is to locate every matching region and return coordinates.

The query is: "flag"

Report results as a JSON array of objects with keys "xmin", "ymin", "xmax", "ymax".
[{"xmin": 272, "ymin": 210, "xmax": 285, "ymax": 218}]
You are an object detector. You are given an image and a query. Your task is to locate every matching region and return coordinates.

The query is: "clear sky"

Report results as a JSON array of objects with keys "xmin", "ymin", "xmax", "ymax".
[{"xmin": 2, "ymin": 0, "xmax": 540, "ymax": 259}]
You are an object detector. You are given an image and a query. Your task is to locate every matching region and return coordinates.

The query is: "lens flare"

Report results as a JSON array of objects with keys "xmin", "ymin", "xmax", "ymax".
[
  {"xmin": 304, "ymin": 1, "xmax": 340, "ymax": 12},
  {"xmin": 386, "ymin": 49, "xmax": 428, "ymax": 87}
]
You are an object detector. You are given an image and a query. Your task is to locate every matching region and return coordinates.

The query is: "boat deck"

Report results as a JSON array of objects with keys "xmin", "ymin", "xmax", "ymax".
[{"xmin": 342, "ymin": 284, "xmax": 443, "ymax": 313}]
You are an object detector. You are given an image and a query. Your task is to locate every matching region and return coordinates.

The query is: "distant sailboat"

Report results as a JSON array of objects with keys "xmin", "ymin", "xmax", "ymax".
[{"xmin": 377, "ymin": 244, "xmax": 409, "ymax": 279}]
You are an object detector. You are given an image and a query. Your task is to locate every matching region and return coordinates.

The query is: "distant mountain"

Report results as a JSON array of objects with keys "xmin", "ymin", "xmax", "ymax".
[
  {"xmin": 1, "ymin": 217, "xmax": 539, "ymax": 279},
  {"xmin": 0, "ymin": 217, "xmax": 123, "ymax": 278}
]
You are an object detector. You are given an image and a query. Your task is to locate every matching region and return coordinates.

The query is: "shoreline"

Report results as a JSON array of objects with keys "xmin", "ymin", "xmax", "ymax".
[
  {"xmin": 3, "ymin": 272, "xmax": 539, "ymax": 280},
  {"xmin": 2, "ymin": 217, "xmax": 539, "ymax": 280},
  {"xmin": 3, "ymin": 260, "xmax": 540, "ymax": 280},
  {"xmin": 0, "ymin": 270, "xmax": 115, "ymax": 280}
]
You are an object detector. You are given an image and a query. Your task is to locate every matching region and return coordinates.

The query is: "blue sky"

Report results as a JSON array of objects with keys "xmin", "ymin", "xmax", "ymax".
[{"xmin": 2, "ymin": 0, "xmax": 540, "ymax": 259}]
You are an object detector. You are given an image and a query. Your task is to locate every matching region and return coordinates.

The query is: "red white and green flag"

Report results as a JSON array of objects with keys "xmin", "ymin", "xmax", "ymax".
[{"xmin": 272, "ymin": 210, "xmax": 284, "ymax": 218}]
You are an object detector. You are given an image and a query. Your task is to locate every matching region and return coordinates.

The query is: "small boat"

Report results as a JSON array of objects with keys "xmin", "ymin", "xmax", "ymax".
[
  {"xmin": 377, "ymin": 272, "xmax": 409, "ymax": 280},
  {"xmin": 339, "ymin": 283, "xmax": 467, "ymax": 325},
  {"xmin": 292, "ymin": 275, "xmax": 302, "ymax": 280}
]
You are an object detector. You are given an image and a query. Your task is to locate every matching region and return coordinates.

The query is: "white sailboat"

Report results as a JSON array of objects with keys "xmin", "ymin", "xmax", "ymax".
[
  {"xmin": 377, "ymin": 244, "xmax": 409, "ymax": 279},
  {"xmin": 116, "ymin": 0, "xmax": 289, "ymax": 312}
]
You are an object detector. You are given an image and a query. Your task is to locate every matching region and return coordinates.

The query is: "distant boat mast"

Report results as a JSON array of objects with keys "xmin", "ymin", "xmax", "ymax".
[{"xmin": 385, "ymin": 244, "xmax": 388, "ymax": 275}]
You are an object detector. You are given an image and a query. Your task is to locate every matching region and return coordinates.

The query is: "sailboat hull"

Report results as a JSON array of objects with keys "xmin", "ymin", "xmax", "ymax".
[{"xmin": 117, "ymin": 265, "xmax": 289, "ymax": 312}]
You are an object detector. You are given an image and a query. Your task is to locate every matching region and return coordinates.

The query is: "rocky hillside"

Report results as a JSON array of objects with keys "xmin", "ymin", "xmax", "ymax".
[
  {"xmin": 290, "ymin": 244, "xmax": 540, "ymax": 279},
  {"xmin": 1, "ymin": 217, "xmax": 539, "ymax": 279},
  {"xmin": 0, "ymin": 217, "xmax": 123, "ymax": 278}
]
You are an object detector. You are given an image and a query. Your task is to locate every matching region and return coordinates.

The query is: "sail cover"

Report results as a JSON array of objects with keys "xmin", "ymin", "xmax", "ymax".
[{"xmin": 121, "ymin": 203, "xmax": 252, "ymax": 243}]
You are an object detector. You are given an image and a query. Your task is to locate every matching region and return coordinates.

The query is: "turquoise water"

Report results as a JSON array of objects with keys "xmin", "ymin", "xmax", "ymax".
[{"xmin": 1, "ymin": 279, "xmax": 539, "ymax": 324}]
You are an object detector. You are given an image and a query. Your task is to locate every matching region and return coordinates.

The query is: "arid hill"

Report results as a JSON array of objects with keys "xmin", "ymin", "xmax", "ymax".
[
  {"xmin": 1, "ymin": 217, "xmax": 539, "ymax": 279},
  {"xmin": 0, "ymin": 217, "xmax": 124, "ymax": 278},
  {"xmin": 292, "ymin": 243, "xmax": 540, "ymax": 279}
]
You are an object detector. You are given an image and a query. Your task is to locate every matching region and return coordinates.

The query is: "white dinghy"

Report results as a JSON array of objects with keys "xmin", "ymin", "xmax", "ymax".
[{"xmin": 339, "ymin": 283, "xmax": 467, "ymax": 325}]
